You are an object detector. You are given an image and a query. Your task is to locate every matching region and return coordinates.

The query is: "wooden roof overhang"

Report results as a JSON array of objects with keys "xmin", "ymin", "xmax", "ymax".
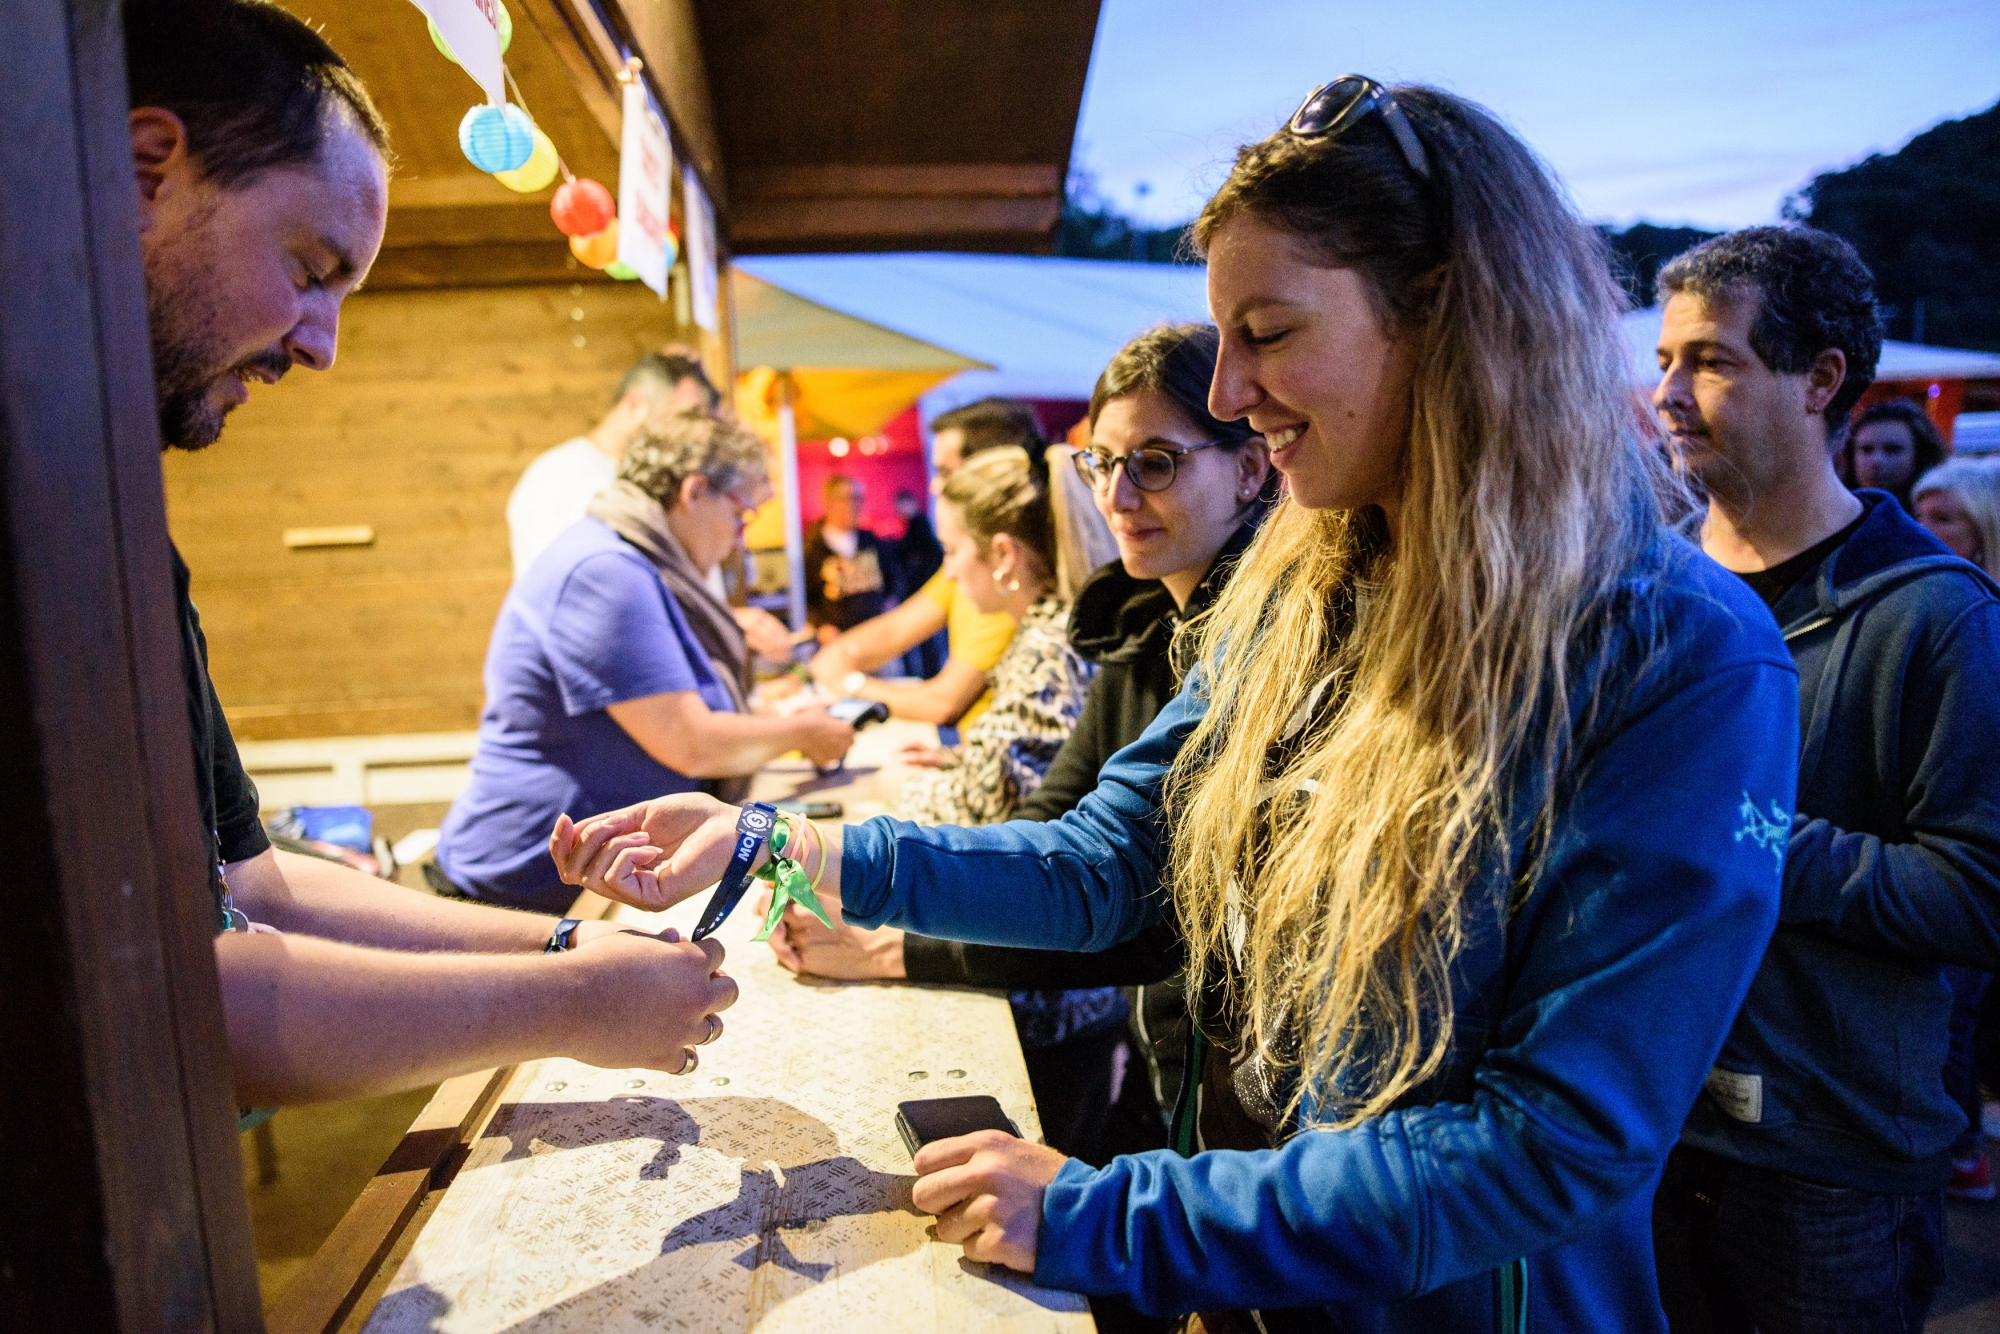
[
  {"xmin": 690, "ymin": 0, "xmax": 1103, "ymax": 255},
  {"xmin": 314, "ymin": 0, "xmax": 1101, "ymax": 291}
]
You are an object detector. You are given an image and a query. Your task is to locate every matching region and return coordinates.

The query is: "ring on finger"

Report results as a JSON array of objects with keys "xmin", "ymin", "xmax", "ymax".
[
  {"xmin": 674, "ymin": 1046, "xmax": 699, "ymax": 1075},
  {"xmin": 700, "ymin": 1013, "xmax": 723, "ymax": 1045}
]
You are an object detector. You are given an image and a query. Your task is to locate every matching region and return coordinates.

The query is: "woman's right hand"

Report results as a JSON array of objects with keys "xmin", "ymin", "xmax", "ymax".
[
  {"xmin": 550, "ymin": 795, "xmax": 746, "ymax": 910},
  {"xmin": 791, "ymin": 707, "xmax": 856, "ymax": 769}
]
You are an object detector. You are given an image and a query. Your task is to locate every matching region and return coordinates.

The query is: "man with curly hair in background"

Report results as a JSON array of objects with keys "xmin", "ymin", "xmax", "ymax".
[{"xmin": 1650, "ymin": 225, "xmax": 2000, "ymax": 1331}]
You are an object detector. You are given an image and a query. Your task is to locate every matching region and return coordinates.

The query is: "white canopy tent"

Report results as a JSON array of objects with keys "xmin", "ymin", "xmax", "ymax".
[
  {"xmin": 739, "ymin": 254, "xmax": 2000, "ymax": 446},
  {"xmin": 735, "ymin": 254, "xmax": 1212, "ymax": 417}
]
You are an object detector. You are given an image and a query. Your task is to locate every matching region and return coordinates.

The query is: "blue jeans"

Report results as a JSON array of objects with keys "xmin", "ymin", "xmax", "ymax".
[{"xmin": 1653, "ymin": 1146, "xmax": 1944, "ymax": 1333}]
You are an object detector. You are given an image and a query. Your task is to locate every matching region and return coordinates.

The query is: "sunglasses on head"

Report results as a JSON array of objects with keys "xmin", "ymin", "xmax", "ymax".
[{"xmin": 1287, "ymin": 75, "xmax": 1432, "ymax": 184}]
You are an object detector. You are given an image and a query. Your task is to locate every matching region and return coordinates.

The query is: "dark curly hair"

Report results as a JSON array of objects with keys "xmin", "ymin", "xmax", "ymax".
[
  {"xmin": 124, "ymin": 0, "xmax": 391, "ymax": 189},
  {"xmin": 1657, "ymin": 225, "xmax": 1881, "ymax": 429}
]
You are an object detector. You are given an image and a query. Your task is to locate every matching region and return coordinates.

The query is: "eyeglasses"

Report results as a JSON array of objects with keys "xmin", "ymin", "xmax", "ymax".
[
  {"xmin": 1287, "ymin": 75, "xmax": 1432, "ymax": 183},
  {"xmin": 1072, "ymin": 439, "xmax": 1226, "ymax": 494}
]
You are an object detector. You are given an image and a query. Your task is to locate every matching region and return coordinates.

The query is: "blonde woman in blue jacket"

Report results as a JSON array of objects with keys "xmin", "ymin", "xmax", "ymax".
[{"xmin": 552, "ymin": 81, "xmax": 1798, "ymax": 1333}]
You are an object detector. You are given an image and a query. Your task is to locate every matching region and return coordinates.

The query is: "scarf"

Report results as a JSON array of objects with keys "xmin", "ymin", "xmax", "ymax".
[{"xmin": 586, "ymin": 479, "xmax": 753, "ymax": 802}]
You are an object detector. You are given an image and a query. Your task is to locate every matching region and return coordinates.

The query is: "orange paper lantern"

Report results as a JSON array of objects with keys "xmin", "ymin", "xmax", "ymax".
[{"xmin": 569, "ymin": 218, "xmax": 619, "ymax": 270}]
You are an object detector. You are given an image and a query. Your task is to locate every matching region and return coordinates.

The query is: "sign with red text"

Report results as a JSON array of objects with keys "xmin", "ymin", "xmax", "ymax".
[
  {"xmin": 617, "ymin": 80, "xmax": 672, "ymax": 299},
  {"xmin": 684, "ymin": 164, "xmax": 719, "ymax": 331},
  {"xmin": 405, "ymin": 0, "xmax": 505, "ymax": 106}
]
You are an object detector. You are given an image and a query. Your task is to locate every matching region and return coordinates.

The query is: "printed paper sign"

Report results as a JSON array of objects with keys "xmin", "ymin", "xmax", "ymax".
[
  {"xmin": 616, "ymin": 80, "xmax": 672, "ymax": 298},
  {"xmin": 684, "ymin": 164, "xmax": 719, "ymax": 332},
  {"xmin": 405, "ymin": 0, "xmax": 505, "ymax": 106}
]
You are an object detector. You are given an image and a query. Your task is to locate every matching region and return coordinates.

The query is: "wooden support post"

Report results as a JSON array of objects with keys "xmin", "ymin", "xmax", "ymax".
[{"xmin": 0, "ymin": 0, "xmax": 263, "ymax": 1328}]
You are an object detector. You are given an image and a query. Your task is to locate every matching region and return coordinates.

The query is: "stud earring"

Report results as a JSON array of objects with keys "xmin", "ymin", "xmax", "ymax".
[{"xmin": 1008, "ymin": 578, "xmax": 1022, "ymax": 592}]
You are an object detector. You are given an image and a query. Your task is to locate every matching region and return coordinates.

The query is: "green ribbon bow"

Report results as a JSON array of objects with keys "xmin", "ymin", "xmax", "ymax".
[{"xmin": 750, "ymin": 818, "xmax": 834, "ymax": 941}]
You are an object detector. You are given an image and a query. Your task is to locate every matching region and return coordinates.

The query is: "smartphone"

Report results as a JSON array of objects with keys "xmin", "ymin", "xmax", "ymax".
[
  {"xmin": 828, "ymin": 697, "xmax": 890, "ymax": 729},
  {"xmin": 777, "ymin": 799, "xmax": 843, "ymax": 819},
  {"xmin": 895, "ymin": 1095, "xmax": 1019, "ymax": 1159}
]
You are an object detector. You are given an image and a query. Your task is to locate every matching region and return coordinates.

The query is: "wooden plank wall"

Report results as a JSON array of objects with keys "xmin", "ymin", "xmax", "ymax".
[{"xmin": 164, "ymin": 281, "xmax": 700, "ymax": 740}]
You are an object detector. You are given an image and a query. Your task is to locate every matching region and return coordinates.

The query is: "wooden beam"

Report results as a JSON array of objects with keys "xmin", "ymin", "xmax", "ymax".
[
  {"xmin": 265, "ymin": 1066, "xmax": 515, "ymax": 1334},
  {"xmin": 511, "ymin": 0, "xmax": 625, "ymax": 150},
  {"xmin": 362, "ymin": 243, "xmax": 616, "ymax": 290},
  {"xmin": 735, "ymin": 163, "xmax": 1063, "ymax": 200},
  {"xmin": 599, "ymin": 0, "xmax": 729, "ymax": 210},
  {"xmin": 731, "ymin": 194, "xmax": 1062, "ymax": 247},
  {"xmin": 0, "ymin": 0, "xmax": 261, "ymax": 1327}
]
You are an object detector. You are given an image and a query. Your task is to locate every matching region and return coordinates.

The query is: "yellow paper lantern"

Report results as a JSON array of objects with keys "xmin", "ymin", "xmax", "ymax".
[
  {"xmin": 494, "ymin": 128, "xmax": 558, "ymax": 192},
  {"xmin": 569, "ymin": 218, "xmax": 619, "ymax": 270}
]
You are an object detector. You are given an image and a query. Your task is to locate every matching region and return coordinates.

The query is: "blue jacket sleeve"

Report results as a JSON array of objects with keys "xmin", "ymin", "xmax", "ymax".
[
  {"xmin": 838, "ymin": 678, "xmax": 1208, "ymax": 948},
  {"xmin": 1781, "ymin": 599, "xmax": 2000, "ymax": 968},
  {"xmin": 1033, "ymin": 659, "xmax": 1797, "ymax": 1315}
]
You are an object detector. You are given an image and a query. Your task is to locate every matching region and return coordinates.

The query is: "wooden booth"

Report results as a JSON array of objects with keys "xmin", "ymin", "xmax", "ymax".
[{"xmin": 1, "ymin": 0, "xmax": 1102, "ymax": 1330}]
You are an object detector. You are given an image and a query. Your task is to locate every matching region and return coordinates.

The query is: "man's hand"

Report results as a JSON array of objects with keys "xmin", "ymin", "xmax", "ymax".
[
  {"xmin": 911, "ymin": 1132, "xmax": 1068, "ymax": 1272},
  {"xmin": 768, "ymin": 897, "xmax": 903, "ymax": 979},
  {"xmin": 550, "ymin": 794, "xmax": 743, "ymax": 910},
  {"xmin": 563, "ymin": 926, "xmax": 737, "ymax": 1074}
]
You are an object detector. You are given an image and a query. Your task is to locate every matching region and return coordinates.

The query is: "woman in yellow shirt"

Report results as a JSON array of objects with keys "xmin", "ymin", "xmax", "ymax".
[{"xmin": 809, "ymin": 398, "xmax": 1040, "ymax": 726}]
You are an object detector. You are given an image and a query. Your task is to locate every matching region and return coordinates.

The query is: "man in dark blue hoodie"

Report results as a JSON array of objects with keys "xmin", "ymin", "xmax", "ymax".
[{"xmin": 1650, "ymin": 226, "xmax": 2000, "ymax": 1332}]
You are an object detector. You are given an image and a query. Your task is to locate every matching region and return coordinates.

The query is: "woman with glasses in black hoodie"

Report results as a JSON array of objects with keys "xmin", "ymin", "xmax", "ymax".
[{"xmin": 767, "ymin": 323, "xmax": 1272, "ymax": 1169}]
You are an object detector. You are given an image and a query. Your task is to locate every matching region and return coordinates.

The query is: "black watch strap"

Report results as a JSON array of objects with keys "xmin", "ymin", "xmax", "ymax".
[{"xmin": 544, "ymin": 917, "xmax": 583, "ymax": 954}]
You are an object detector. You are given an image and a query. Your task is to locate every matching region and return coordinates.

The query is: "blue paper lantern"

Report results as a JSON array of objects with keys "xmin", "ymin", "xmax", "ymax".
[{"xmin": 458, "ymin": 104, "xmax": 535, "ymax": 174}]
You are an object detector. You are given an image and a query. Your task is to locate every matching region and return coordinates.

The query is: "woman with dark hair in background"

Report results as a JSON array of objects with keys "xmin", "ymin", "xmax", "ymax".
[
  {"xmin": 1844, "ymin": 397, "xmax": 1948, "ymax": 510},
  {"xmin": 809, "ymin": 398, "xmax": 1047, "ymax": 726},
  {"xmin": 770, "ymin": 323, "xmax": 1272, "ymax": 1180},
  {"xmin": 558, "ymin": 80, "xmax": 1797, "ymax": 1330}
]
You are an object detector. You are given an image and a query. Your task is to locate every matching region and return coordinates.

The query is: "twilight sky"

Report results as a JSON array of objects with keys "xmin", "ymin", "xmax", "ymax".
[{"xmin": 1071, "ymin": 0, "xmax": 2000, "ymax": 231}]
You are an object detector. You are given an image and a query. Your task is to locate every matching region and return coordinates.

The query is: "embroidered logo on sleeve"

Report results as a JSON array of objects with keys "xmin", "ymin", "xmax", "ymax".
[
  {"xmin": 1733, "ymin": 791, "xmax": 1791, "ymax": 873},
  {"xmin": 1704, "ymin": 1066, "xmax": 1763, "ymax": 1123}
]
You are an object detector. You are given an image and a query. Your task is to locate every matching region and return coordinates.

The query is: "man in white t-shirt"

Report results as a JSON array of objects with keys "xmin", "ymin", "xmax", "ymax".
[{"xmin": 506, "ymin": 352, "xmax": 720, "ymax": 578}]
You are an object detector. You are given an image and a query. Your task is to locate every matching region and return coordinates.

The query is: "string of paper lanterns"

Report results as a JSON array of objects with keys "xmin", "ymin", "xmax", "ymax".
[{"xmin": 432, "ymin": 1, "xmax": 641, "ymax": 280}]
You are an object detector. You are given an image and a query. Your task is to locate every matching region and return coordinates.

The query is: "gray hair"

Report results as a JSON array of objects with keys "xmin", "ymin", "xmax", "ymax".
[
  {"xmin": 1912, "ymin": 456, "xmax": 2000, "ymax": 581},
  {"xmin": 619, "ymin": 411, "xmax": 768, "ymax": 508}
]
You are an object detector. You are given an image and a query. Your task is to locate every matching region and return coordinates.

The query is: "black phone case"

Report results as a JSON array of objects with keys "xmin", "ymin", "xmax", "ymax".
[{"xmin": 895, "ymin": 1095, "xmax": 1019, "ymax": 1158}]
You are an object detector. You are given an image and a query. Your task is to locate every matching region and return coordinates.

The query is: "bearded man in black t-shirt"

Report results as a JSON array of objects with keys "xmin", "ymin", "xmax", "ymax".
[{"xmin": 128, "ymin": 0, "xmax": 735, "ymax": 1110}]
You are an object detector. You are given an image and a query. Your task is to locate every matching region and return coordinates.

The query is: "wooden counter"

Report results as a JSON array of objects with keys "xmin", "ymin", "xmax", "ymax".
[{"xmin": 292, "ymin": 721, "xmax": 1093, "ymax": 1333}]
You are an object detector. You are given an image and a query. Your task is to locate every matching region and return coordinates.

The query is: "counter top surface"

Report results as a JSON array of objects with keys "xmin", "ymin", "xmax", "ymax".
[{"xmin": 362, "ymin": 721, "xmax": 1093, "ymax": 1333}]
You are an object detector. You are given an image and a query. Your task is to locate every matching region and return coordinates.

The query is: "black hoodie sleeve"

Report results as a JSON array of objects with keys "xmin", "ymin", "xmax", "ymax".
[
  {"xmin": 902, "ymin": 923, "xmax": 1184, "ymax": 989},
  {"xmin": 900, "ymin": 664, "xmax": 1181, "ymax": 986}
]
